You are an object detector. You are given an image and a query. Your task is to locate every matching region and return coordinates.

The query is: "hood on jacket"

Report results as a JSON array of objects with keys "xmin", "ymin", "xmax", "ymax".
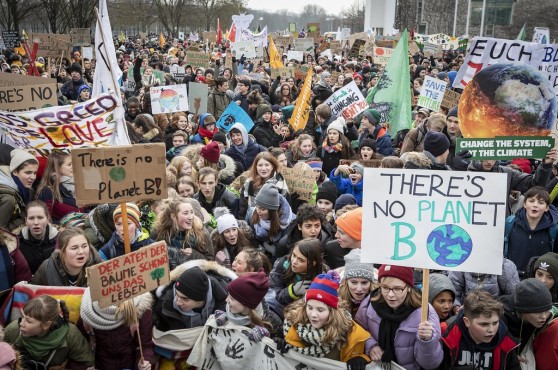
[
  {"xmin": 428, "ymin": 273, "xmax": 457, "ymax": 303},
  {"xmin": 198, "ymin": 113, "xmax": 212, "ymax": 129},
  {"xmin": 456, "ymin": 310, "xmax": 512, "ymax": 352},
  {"xmin": 515, "ymin": 205, "xmax": 558, "ymax": 232},
  {"xmin": 228, "ymin": 122, "xmax": 249, "ymax": 148},
  {"xmin": 21, "ymin": 224, "xmax": 59, "ymax": 241},
  {"xmin": 0, "ymin": 166, "xmax": 18, "ymax": 191}
]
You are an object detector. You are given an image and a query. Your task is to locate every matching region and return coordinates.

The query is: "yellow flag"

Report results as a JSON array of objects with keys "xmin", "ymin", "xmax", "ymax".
[
  {"xmin": 119, "ymin": 31, "xmax": 126, "ymax": 43},
  {"xmin": 159, "ymin": 32, "xmax": 166, "ymax": 48},
  {"xmin": 268, "ymin": 35, "xmax": 283, "ymax": 69},
  {"xmin": 289, "ymin": 66, "xmax": 313, "ymax": 132}
]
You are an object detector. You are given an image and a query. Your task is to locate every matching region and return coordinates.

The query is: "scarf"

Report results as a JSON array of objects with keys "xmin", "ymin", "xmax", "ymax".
[
  {"xmin": 284, "ymin": 321, "xmax": 336, "ymax": 357},
  {"xmin": 225, "ymin": 304, "xmax": 251, "ymax": 326},
  {"xmin": 12, "ymin": 175, "xmax": 30, "ymax": 204},
  {"xmin": 198, "ymin": 126, "xmax": 217, "ymax": 141},
  {"xmin": 80, "ymin": 288, "xmax": 123, "ymax": 330},
  {"xmin": 17, "ymin": 320, "xmax": 69, "ymax": 359},
  {"xmin": 60, "ymin": 176, "xmax": 75, "ymax": 197},
  {"xmin": 143, "ymin": 128, "xmax": 160, "ymax": 141},
  {"xmin": 321, "ymin": 140, "xmax": 343, "ymax": 154},
  {"xmin": 172, "ymin": 282, "xmax": 214, "ymax": 328},
  {"xmin": 371, "ymin": 298, "xmax": 415, "ymax": 368}
]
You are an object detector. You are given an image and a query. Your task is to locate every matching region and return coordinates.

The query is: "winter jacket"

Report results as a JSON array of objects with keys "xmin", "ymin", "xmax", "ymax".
[
  {"xmin": 0, "ymin": 233, "xmax": 32, "ymax": 291},
  {"xmin": 192, "ymin": 113, "xmax": 218, "ymax": 144},
  {"xmin": 448, "ymin": 258, "xmax": 520, "ymax": 306},
  {"xmin": 239, "ymin": 171, "xmax": 290, "ymax": 219},
  {"xmin": 275, "ymin": 220, "xmax": 334, "ymax": 261},
  {"xmin": 533, "ymin": 317, "xmax": 558, "ymax": 370},
  {"xmin": 423, "ymin": 150, "xmax": 452, "ymax": 171},
  {"xmin": 32, "ymin": 248, "xmax": 103, "ymax": 287},
  {"xmin": 37, "ymin": 184, "xmax": 83, "ymax": 223},
  {"xmin": 153, "ymin": 260, "xmax": 233, "ymax": 332},
  {"xmin": 224, "ymin": 123, "xmax": 266, "ymax": 172},
  {"xmin": 167, "ymin": 229, "xmax": 214, "ymax": 270},
  {"xmin": 61, "ymin": 78, "xmax": 86, "ymax": 101},
  {"xmin": 18, "ymin": 224, "xmax": 59, "ymax": 274},
  {"xmin": 400, "ymin": 125, "xmax": 427, "ymax": 154},
  {"xmin": 99, "ymin": 229, "xmax": 154, "ymax": 260},
  {"xmin": 370, "ymin": 124, "xmax": 394, "ymax": 157},
  {"xmin": 78, "ymin": 292, "xmax": 154, "ymax": 370},
  {"xmin": 0, "ymin": 166, "xmax": 29, "ymax": 231},
  {"xmin": 285, "ymin": 148, "xmax": 317, "ymax": 167},
  {"xmin": 323, "ymin": 239, "xmax": 351, "ymax": 269},
  {"xmin": 320, "ymin": 147, "xmax": 345, "ymax": 179},
  {"xmin": 330, "ymin": 168, "xmax": 364, "ymax": 206},
  {"xmin": 355, "ymin": 291, "xmax": 444, "ymax": 370},
  {"xmin": 439, "ymin": 311, "xmax": 520, "ymax": 370},
  {"xmin": 246, "ymin": 193, "xmax": 295, "ymax": 245},
  {"xmin": 4, "ymin": 320, "xmax": 94, "ymax": 368},
  {"xmin": 467, "ymin": 160, "xmax": 553, "ymax": 215},
  {"xmin": 233, "ymin": 92, "xmax": 250, "ymax": 116},
  {"xmin": 285, "ymin": 319, "xmax": 371, "ymax": 363},
  {"xmin": 504, "ymin": 206, "xmax": 558, "ymax": 275},
  {"xmin": 194, "ymin": 183, "xmax": 239, "ymax": 218},
  {"xmin": 208, "ymin": 87, "xmax": 232, "ymax": 119},
  {"xmin": 253, "ymin": 120, "xmax": 282, "ymax": 148}
]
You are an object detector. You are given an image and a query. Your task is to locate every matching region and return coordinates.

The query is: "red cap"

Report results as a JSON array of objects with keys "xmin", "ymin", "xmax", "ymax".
[{"xmin": 200, "ymin": 141, "xmax": 220, "ymax": 163}]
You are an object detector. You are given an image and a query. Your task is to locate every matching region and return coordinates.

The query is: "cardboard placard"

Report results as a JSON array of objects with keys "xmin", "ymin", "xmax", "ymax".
[
  {"xmin": 1, "ymin": 31, "xmax": 20, "ymax": 48},
  {"xmin": 280, "ymin": 165, "xmax": 315, "ymax": 202},
  {"xmin": 349, "ymin": 39, "xmax": 366, "ymax": 58},
  {"xmin": 375, "ymin": 40, "xmax": 396, "ymax": 48},
  {"xmin": 70, "ymin": 28, "xmax": 91, "ymax": 46},
  {"xmin": 275, "ymin": 36, "xmax": 293, "ymax": 49},
  {"xmin": 418, "ymin": 75, "xmax": 447, "ymax": 111},
  {"xmin": 29, "ymin": 32, "xmax": 73, "ymax": 57},
  {"xmin": 329, "ymin": 40, "xmax": 343, "ymax": 54},
  {"xmin": 307, "ymin": 23, "xmax": 320, "ymax": 39},
  {"xmin": 231, "ymin": 41, "xmax": 256, "ymax": 59},
  {"xmin": 271, "ymin": 67, "xmax": 294, "ymax": 79},
  {"xmin": 203, "ymin": 31, "xmax": 217, "ymax": 43},
  {"xmin": 0, "ymin": 82, "xmax": 58, "ymax": 112},
  {"xmin": 293, "ymin": 66, "xmax": 309, "ymax": 81},
  {"xmin": 188, "ymin": 82, "xmax": 209, "ymax": 115},
  {"xmin": 72, "ymin": 144, "xmax": 168, "ymax": 206},
  {"xmin": 0, "ymin": 72, "xmax": 55, "ymax": 88},
  {"xmin": 185, "ymin": 51, "xmax": 210, "ymax": 69},
  {"xmin": 294, "ymin": 38, "xmax": 314, "ymax": 53},
  {"xmin": 87, "ymin": 241, "xmax": 170, "ymax": 308},
  {"xmin": 349, "ymin": 32, "xmax": 368, "ymax": 47},
  {"xmin": 373, "ymin": 46, "xmax": 395, "ymax": 66},
  {"xmin": 441, "ymin": 89, "xmax": 461, "ymax": 110},
  {"xmin": 408, "ymin": 41, "xmax": 421, "ymax": 55}
]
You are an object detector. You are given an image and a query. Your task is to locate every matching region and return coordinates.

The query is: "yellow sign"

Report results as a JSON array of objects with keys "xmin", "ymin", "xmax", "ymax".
[{"xmin": 268, "ymin": 35, "xmax": 284, "ymax": 69}]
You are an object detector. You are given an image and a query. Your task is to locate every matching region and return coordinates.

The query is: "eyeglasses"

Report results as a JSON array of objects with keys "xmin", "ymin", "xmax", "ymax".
[{"xmin": 380, "ymin": 286, "xmax": 406, "ymax": 295}]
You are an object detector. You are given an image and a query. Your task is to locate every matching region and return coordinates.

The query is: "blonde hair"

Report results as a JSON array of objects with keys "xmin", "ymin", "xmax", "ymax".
[
  {"xmin": 284, "ymin": 299, "xmax": 352, "ymax": 348},
  {"xmin": 338, "ymin": 279, "xmax": 375, "ymax": 304},
  {"xmin": 372, "ymin": 276, "xmax": 422, "ymax": 309},
  {"xmin": 169, "ymin": 156, "xmax": 198, "ymax": 181},
  {"xmin": 36, "ymin": 150, "xmax": 71, "ymax": 202}
]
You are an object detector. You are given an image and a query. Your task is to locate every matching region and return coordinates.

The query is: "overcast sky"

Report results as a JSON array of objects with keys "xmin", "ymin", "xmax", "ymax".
[{"xmin": 246, "ymin": 0, "xmax": 347, "ymax": 15}]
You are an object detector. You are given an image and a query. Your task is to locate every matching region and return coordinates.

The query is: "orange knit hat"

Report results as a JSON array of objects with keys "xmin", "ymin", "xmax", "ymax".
[{"xmin": 335, "ymin": 207, "xmax": 362, "ymax": 241}]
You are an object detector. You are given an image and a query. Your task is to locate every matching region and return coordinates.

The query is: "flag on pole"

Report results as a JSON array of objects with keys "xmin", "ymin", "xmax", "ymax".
[
  {"xmin": 268, "ymin": 35, "xmax": 284, "ymax": 69},
  {"xmin": 228, "ymin": 23, "xmax": 237, "ymax": 42},
  {"xmin": 366, "ymin": 30, "xmax": 412, "ymax": 136},
  {"xmin": 217, "ymin": 18, "xmax": 222, "ymax": 44},
  {"xmin": 516, "ymin": 24, "xmax": 527, "ymax": 41},
  {"xmin": 159, "ymin": 32, "xmax": 166, "ymax": 48},
  {"xmin": 290, "ymin": 66, "xmax": 313, "ymax": 131}
]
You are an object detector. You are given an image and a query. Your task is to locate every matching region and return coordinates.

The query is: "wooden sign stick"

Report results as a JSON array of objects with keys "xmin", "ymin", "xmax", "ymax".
[
  {"xmin": 421, "ymin": 268, "xmax": 430, "ymax": 322},
  {"xmin": 133, "ymin": 304, "xmax": 145, "ymax": 362},
  {"xmin": 120, "ymin": 202, "xmax": 132, "ymax": 254}
]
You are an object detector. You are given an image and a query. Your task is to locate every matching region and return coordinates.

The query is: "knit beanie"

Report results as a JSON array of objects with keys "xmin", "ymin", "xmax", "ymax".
[
  {"xmin": 343, "ymin": 249, "xmax": 375, "ymax": 282},
  {"xmin": 228, "ymin": 269, "xmax": 269, "ymax": 309},
  {"xmin": 350, "ymin": 162, "xmax": 364, "ymax": 177},
  {"xmin": 334, "ymin": 194, "xmax": 357, "ymax": 212},
  {"xmin": 320, "ymin": 71, "xmax": 331, "ymax": 83},
  {"xmin": 353, "ymin": 73, "xmax": 363, "ymax": 80},
  {"xmin": 447, "ymin": 106, "xmax": 458, "ymax": 119},
  {"xmin": 316, "ymin": 182, "xmax": 338, "ymax": 205},
  {"xmin": 424, "ymin": 131, "xmax": 450, "ymax": 157},
  {"xmin": 212, "ymin": 131, "xmax": 227, "ymax": 147},
  {"xmin": 9, "ymin": 149, "xmax": 37, "ymax": 172},
  {"xmin": 335, "ymin": 207, "xmax": 362, "ymax": 241},
  {"xmin": 200, "ymin": 141, "xmax": 220, "ymax": 163},
  {"xmin": 113, "ymin": 203, "xmax": 141, "ymax": 228},
  {"xmin": 255, "ymin": 183, "xmax": 280, "ymax": 210},
  {"xmin": 327, "ymin": 116, "xmax": 345, "ymax": 135},
  {"xmin": 306, "ymin": 160, "xmax": 323, "ymax": 171},
  {"xmin": 533, "ymin": 252, "xmax": 558, "ymax": 281},
  {"xmin": 281, "ymin": 105, "xmax": 294, "ymax": 120},
  {"xmin": 437, "ymin": 72, "xmax": 448, "ymax": 81},
  {"xmin": 216, "ymin": 213, "xmax": 239, "ymax": 234},
  {"xmin": 514, "ymin": 278, "xmax": 552, "ymax": 313},
  {"xmin": 272, "ymin": 104, "xmax": 282, "ymax": 113},
  {"xmin": 359, "ymin": 137, "xmax": 377, "ymax": 152},
  {"xmin": 256, "ymin": 104, "xmax": 272, "ymax": 121},
  {"xmin": 77, "ymin": 84, "xmax": 91, "ymax": 96},
  {"xmin": 362, "ymin": 109, "xmax": 381, "ymax": 125},
  {"xmin": 428, "ymin": 273, "xmax": 457, "ymax": 303},
  {"xmin": 378, "ymin": 264, "xmax": 414, "ymax": 287},
  {"xmin": 305, "ymin": 273, "xmax": 340, "ymax": 308},
  {"xmin": 175, "ymin": 267, "xmax": 209, "ymax": 301}
]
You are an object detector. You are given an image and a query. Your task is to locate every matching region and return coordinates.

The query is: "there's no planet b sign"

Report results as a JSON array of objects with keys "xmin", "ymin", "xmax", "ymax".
[{"xmin": 361, "ymin": 168, "xmax": 507, "ymax": 274}]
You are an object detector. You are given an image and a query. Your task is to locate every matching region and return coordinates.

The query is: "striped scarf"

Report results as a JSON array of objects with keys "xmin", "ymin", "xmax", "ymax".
[{"xmin": 283, "ymin": 321, "xmax": 335, "ymax": 357}]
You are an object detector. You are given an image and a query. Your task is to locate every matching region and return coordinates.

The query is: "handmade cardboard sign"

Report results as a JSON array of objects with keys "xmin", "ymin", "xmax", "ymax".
[
  {"xmin": 0, "ymin": 72, "xmax": 55, "ymax": 88},
  {"xmin": 361, "ymin": 168, "xmax": 507, "ymax": 274},
  {"xmin": 70, "ymin": 28, "xmax": 91, "ymax": 46},
  {"xmin": 1, "ymin": 31, "xmax": 20, "ymax": 48},
  {"xmin": 72, "ymin": 144, "xmax": 168, "ymax": 206},
  {"xmin": 373, "ymin": 46, "xmax": 395, "ymax": 66},
  {"xmin": 87, "ymin": 241, "xmax": 170, "ymax": 308},
  {"xmin": 441, "ymin": 89, "xmax": 461, "ymax": 110},
  {"xmin": 185, "ymin": 51, "xmax": 210, "ymax": 69},
  {"xmin": 0, "ymin": 82, "xmax": 58, "ymax": 111},
  {"xmin": 280, "ymin": 165, "xmax": 315, "ymax": 202},
  {"xmin": 28, "ymin": 32, "xmax": 73, "ymax": 57},
  {"xmin": 271, "ymin": 67, "xmax": 294, "ymax": 79}
]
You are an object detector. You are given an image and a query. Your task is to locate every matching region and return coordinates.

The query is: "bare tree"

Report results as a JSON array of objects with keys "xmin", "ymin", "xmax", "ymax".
[
  {"xmin": 40, "ymin": 0, "xmax": 69, "ymax": 33},
  {"xmin": 300, "ymin": 4, "xmax": 328, "ymax": 24},
  {"xmin": 64, "ymin": 0, "xmax": 96, "ymax": 29},
  {"xmin": 155, "ymin": 0, "xmax": 193, "ymax": 38},
  {"xmin": 0, "ymin": 0, "xmax": 41, "ymax": 32},
  {"xmin": 342, "ymin": 0, "xmax": 365, "ymax": 33}
]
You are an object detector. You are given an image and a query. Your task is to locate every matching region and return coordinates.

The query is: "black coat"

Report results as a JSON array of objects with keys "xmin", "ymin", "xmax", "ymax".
[{"xmin": 225, "ymin": 139, "xmax": 267, "ymax": 172}]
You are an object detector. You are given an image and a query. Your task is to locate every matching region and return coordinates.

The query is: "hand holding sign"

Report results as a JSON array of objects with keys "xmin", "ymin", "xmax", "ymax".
[{"xmin": 544, "ymin": 147, "xmax": 558, "ymax": 164}]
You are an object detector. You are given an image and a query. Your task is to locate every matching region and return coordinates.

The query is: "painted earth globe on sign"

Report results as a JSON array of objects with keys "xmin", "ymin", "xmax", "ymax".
[
  {"xmin": 159, "ymin": 89, "xmax": 180, "ymax": 112},
  {"xmin": 427, "ymin": 224, "xmax": 472, "ymax": 267},
  {"xmin": 459, "ymin": 62, "xmax": 557, "ymax": 138}
]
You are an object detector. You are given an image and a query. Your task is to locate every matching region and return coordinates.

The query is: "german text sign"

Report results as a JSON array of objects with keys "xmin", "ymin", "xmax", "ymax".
[
  {"xmin": 361, "ymin": 168, "xmax": 507, "ymax": 274},
  {"xmin": 280, "ymin": 165, "xmax": 315, "ymax": 202},
  {"xmin": 72, "ymin": 144, "xmax": 168, "ymax": 206},
  {"xmin": 87, "ymin": 242, "xmax": 170, "ymax": 308}
]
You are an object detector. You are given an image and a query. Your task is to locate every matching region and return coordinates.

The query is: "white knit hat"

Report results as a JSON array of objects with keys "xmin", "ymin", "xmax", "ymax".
[
  {"xmin": 327, "ymin": 116, "xmax": 345, "ymax": 135},
  {"xmin": 214, "ymin": 207, "xmax": 239, "ymax": 233},
  {"xmin": 10, "ymin": 149, "xmax": 37, "ymax": 172}
]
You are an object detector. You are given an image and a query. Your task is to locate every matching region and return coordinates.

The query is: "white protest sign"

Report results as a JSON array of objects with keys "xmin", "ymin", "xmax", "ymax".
[
  {"xmin": 286, "ymin": 50, "xmax": 304, "ymax": 62},
  {"xmin": 231, "ymin": 41, "xmax": 256, "ymax": 59},
  {"xmin": 373, "ymin": 46, "xmax": 395, "ymax": 66},
  {"xmin": 361, "ymin": 168, "xmax": 507, "ymax": 274},
  {"xmin": 320, "ymin": 49, "xmax": 333, "ymax": 61},
  {"xmin": 150, "ymin": 84, "xmax": 188, "ymax": 114},
  {"xmin": 341, "ymin": 28, "xmax": 351, "ymax": 40},
  {"xmin": 294, "ymin": 38, "xmax": 314, "ymax": 53},
  {"xmin": 533, "ymin": 27, "xmax": 550, "ymax": 44},
  {"xmin": 238, "ymin": 26, "xmax": 268, "ymax": 47},
  {"xmin": 418, "ymin": 75, "xmax": 447, "ymax": 111},
  {"xmin": 453, "ymin": 37, "xmax": 558, "ymax": 96},
  {"xmin": 232, "ymin": 14, "xmax": 254, "ymax": 31},
  {"xmin": 323, "ymin": 81, "xmax": 368, "ymax": 119},
  {"xmin": 178, "ymin": 31, "xmax": 185, "ymax": 41}
]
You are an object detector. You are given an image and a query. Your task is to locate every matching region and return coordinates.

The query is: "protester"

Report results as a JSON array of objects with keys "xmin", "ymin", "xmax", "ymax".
[
  {"xmin": 232, "ymin": 247, "xmax": 272, "ymax": 276},
  {"xmin": 211, "ymin": 207, "xmax": 254, "ymax": 268},
  {"xmin": 338, "ymin": 249, "xmax": 376, "ymax": 318},
  {"xmin": 224, "ymin": 123, "xmax": 266, "ymax": 172}
]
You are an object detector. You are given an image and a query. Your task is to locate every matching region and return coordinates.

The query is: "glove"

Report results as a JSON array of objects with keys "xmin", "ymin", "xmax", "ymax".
[
  {"xmin": 273, "ymin": 337, "xmax": 289, "ymax": 354},
  {"xmin": 214, "ymin": 310, "xmax": 227, "ymax": 326},
  {"xmin": 292, "ymin": 280, "xmax": 311, "ymax": 296},
  {"xmin": 346, "ymin": 356, "xmax": 369, "ymax": 370},
  {"xmin": 247, "ymin": 325, "xmax": 270, "ymax": 342}
]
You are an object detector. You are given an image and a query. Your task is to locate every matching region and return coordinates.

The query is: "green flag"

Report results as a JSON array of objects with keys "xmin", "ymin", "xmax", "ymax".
[
  {"xmin": 516, "ymin": 24, "xmax": 527, "ymax": 41},
  {"xmin": 366, "ymin": 30, "xmax": 412, "ymax": 136}
]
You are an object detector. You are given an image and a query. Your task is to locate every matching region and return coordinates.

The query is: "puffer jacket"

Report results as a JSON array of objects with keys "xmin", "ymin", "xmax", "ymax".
[
  {"xmin": 37, "ymin": 184, "xmax": 84, "ymax": 223},
  {"xmin": 31, "ymin": 248, "xmax": 103, "ymax": 287},
  {"xmin": 99, "ymin": 229, "xmax": 154, "ymax": 260},
  {"xmin": 18, "ymin": 224, "xmax": 59, "ymax": 274},
  {"xmin": 224, "ymin": 123, "xmax": 266, "ymax": 172},
  {"xmin": 167, "ymin": 229, "xmax": 214, "ymax": 270},
  {"xmin": 0, "ymin": 166, "xmax": 28, "ymax": 231},
  {"xmin": 330, "ymin": 168, "xmax": 364, "ymax": 206},
  {"xmin": 239, "ymin": 171, "xmax": 290, "ymax": 219}
]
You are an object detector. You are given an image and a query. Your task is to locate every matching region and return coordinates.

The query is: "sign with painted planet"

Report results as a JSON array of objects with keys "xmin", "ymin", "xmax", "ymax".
[
  {"xmin": 361, "ymin": 168, "xmax": 507, "ymax": 274},
  {"xmin": 150, "ymin": 84, "xmax": 189, "ymax": 114}
]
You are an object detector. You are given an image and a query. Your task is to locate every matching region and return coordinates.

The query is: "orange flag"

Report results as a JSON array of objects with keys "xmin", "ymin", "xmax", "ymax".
[{"xmin": 159, "ymin": 32, "xmax": 166, "ymax": 48}]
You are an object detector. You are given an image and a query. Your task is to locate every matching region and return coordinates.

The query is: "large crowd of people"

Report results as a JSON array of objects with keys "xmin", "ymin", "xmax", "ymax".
[{"xmin": 0, "ymin": 26, "xmax": 557, "ymax": 370}]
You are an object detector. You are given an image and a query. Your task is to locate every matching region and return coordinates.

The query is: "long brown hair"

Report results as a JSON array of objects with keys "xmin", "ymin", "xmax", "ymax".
[
  {"xmin": 23, "ymin": 295, "xmax": 70, "ymax": 330},
  {"xmin": 283, "ymin": 239, "xmax": 324, "ymax": 283},
  {"xmin": 212, "ymin": 228, "xmax": 252, "ymax": 256},
  {"xmin": 246, "ymin": 152, "xmax": 280, "ymax": 191},
  {"xmin": 56, "ymin": 228, "xmax": 93, "ymax": 286},
  {"xmin": 289, "ymin": 134, "xmax": 316, "ymax": 162},
  {"xmin": 251, "ymin": 208, "xmax": 281, "ymax": 241},
  {"xmin": 36, "ymin": 150, "xmax": 71, "ymax": 202}
]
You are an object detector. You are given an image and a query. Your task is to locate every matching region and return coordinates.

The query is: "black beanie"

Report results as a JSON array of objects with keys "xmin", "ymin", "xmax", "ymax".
[
  {"xmin": 212, "ymin": 131, "xmax": 227, "ymax": 147},
  {"xmin": 534, "ymin": 252, "xmax": 558, "ymax": 281},
  {"xmin": 334, "ymin": 194, "xmax": 357, "ymax": 212},
  {"xmin": 447, "ymin": 106, "xmax": 458, "ymax": 119},
  {"xmin": 514, "ymin": 278, "xmax": 552, "ymax": 313},
  {"xmin": 175, "ymin": 266, "xmax": 209, "ymax": 301},
  {"xmin": 424, "ymin": 131, "xmax": 450, "ymax": 157},
  {"xmin": 317, "ymin": 182, "xmax": 338, "ymax": 205},
  {"xmin": 359, "ymin": 136, "xmax": 377, "ymax": 152}
]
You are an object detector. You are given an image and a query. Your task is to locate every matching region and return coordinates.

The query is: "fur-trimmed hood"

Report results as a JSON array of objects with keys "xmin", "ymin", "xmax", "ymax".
[
  {"xmin": 20, "ymin": 224, "xmax": 59, "ymax": 241},
  {"xmin": 217, "ymin": 154, "xmax": 236, "ymax": 182}
]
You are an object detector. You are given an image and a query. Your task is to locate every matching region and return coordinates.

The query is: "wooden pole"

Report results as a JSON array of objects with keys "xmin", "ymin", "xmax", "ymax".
[
  {"xmin": 421, "ymin": 268, "xmax": 430, "ymax": 322},
  {"xmin": 120, "ymin": 202, "xmax": 131, "ymax": 254},
  {"xmin": 133, "ymin": 304, "xmax": 145, "ymax": 362},
  {"xmin": 58, "ymin": 50, "xmax": 64, "ymax": 76}
]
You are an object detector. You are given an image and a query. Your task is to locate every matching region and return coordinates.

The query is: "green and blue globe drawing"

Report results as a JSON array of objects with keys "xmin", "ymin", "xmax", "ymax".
[{"xmin": 427, "ymin": 224, "xmax": 472, "ymax": 267}]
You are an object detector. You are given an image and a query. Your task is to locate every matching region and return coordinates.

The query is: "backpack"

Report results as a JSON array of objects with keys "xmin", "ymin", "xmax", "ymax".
[{"xmin": 503, "ymin": 215, "xmax": 558, "ymax": 258}]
